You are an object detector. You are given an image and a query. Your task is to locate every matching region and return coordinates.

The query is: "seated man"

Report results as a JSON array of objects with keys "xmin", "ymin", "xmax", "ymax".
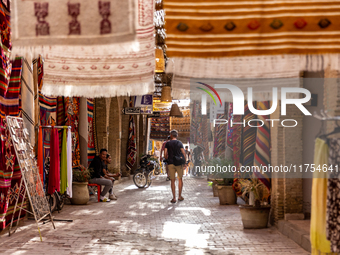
[
  {"xmin": 102, "ymin": 154, "xmax": 121, "ymax": 200},
  {"xmin": 88, "ymin": 148, "xmax": 113, "ymax": 202}
]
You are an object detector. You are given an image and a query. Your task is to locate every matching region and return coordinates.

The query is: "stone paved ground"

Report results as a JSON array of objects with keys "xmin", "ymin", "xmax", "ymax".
[{"xmin": 0, "ymin": 176, "xmax": 309, "ymax": 255}]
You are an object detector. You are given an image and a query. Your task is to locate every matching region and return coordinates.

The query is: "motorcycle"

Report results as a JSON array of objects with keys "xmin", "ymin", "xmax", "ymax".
[{"xmin": 133, "ymin": 154, "xmax": 158, "ymax": 188}]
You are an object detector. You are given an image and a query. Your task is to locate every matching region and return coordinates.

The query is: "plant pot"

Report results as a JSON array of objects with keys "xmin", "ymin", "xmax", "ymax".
[
  {"xmin": 70, "ymin": 182, "xmax": 89, "ymax": 205},
  {"xmin": 239, "ymin": 205, "xmax": 271, "ymax": 229},
  {"xmin": 217, "ymin": 185, "xmax": 236, "ymax": 205},
  {"xmin": 212, "ymin": 184, "xmax": 219, "ymax": 197}
]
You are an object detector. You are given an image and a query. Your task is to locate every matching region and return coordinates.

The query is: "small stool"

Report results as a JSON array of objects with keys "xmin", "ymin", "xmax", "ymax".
[{"xmin": 88, "ymin": 183, "xmax": 101, "ymax": 202}]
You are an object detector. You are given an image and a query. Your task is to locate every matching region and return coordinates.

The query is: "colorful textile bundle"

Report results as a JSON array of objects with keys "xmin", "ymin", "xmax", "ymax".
[
  {"xmin": 164, "ymin": 0, "xmax": 340, "ymax": 57},
  {"xmin": 65, "ymin": 97, "xmax": 80, "ymax": 168},
  {"xmin": 0, "ymin": 0, "xmax": 12, "ymax": 97},
  {"xmin": 48, "ymin": 128, "xmax": 60, "ymax": 195},
  {"xmin": 60, "ymin": 129, "xmax": 68, "ymax": 194},
  {"xmin": 327, "ymin": 138, "xmax": 340, "ymax": 253},
  {"xmin": 126, "ymin": 115, "xmax": 137, "ymax": 170},
  {"xmin": 87, "ymin": 99, "xmax": 96, "ymax": 165},
  {"xmin": 310, "ymin": 138, "xmax": 332, "ymax": 255},
  {"xmin": 0, "ymin": 58, "xmax": 22, "ymax": 118},
  {"xmin": 0, "ymin": 59, "xmax": 27, "ymax": 230},
  {"xmin": 13, "ymin": 0, "xmax": 155, "ymax": 98},
  {"xmin": 39, "ymin": 92, "xmax": 57, "ymax": 168},
  {"xmin": 66, "ymin": 128, "xmax": 72, "ymax": 198},
  {"xmin": 254, "ymin": 101, "xmax": 271, "ymax": 190}
]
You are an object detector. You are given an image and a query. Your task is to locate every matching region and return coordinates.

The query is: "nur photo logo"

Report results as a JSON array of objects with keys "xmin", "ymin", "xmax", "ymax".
[{"xmin": 195, "ymin": 82, "xmax": 312, "ymax": 128}]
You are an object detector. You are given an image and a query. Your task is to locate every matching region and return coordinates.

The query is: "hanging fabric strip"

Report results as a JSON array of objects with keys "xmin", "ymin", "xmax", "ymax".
[
  {"xmin": 20, "ymin": 58, "xmax": 35, "ymax": 145},
  {"xmin": 226, "ymin": 103, "xmax": 233, "ymax": 149},
  {"xmin": 87, "ymin": 99, "xmax": 96, "ymax": 165},
  {"xmin": 48, "ymin": 127, "xmax": 60, "ymax": 195},
  {"xmin": 66, "ymin": 128, "xmax": 72, "ymax": 198},
  {"xmin": 254, "ymin": 101, "xmax": 271, "ymax": 190},
  {"xmin": 326, "ymin": 138, "xmax": 340, "ymax": 253},
  {"xmin": 60, "ymin": 128, "xmax": 68, "ymax": 194},
  {"xmin": 232, "ymin": 114, "xmax": 243, "ymax": 197},
  {"xmin": 38, "ymin": 126, "xmax": 44, "ymax": 184},
  {"xmin": 311, "ymin": 138, "xmax": 332, "ymax": 255}
]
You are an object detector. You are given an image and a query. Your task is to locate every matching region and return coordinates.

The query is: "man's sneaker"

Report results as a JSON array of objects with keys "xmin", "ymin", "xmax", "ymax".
[
  {"xmin": 109, "ymin": 194, "xmax": 117, "ymax": 200},
  {"xmin": 100, "ymin": 197, "xmax": 111, "ymax": 202}
]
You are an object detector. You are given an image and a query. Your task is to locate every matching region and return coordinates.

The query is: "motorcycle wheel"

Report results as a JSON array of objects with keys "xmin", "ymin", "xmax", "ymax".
[
  {"xmin": 146, "ymin": 171, "xmax": 153, "ymax": 188},
  {"xmin": 48, "ymin": 194, "xmax": 57, "ymax": 212},
  {"xmin": 133, "ymin": 172, "xmax": 147, "ymax": 188}
]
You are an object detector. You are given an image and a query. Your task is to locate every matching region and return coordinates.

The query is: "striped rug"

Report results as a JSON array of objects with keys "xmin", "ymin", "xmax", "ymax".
[
  {"xmin": 164, "ymin": 0, "xmax": 340, "ymax": 57},
  {"xmin": 87, "ymin": 99, "xmax": 96, "ymax": 165},
  {"xmin": 254, "ymin": 101, "xmax": 271, "ymax": 190},
  {"xmin": 0, "ymin": 58, "xmax": 22, "ymax": 119},
  {"xmin": 213, "ymin": 113, "xmax": 226, "ymax": 158},
  {"xmin": 0, "ymin": 0, "xmax": 11, "ymax": 97},
  {"xmin": 242, "ymin": 102, "xmax": 257, "ymax": 169}
]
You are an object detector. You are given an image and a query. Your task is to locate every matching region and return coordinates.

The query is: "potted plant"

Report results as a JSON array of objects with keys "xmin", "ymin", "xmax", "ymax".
[
  {"xmin": 208, "ymin": 181, "xmax": 219, "ymax": 197},
  {"xmin": 239, "ymin": 176, "xmax": 270, "ymax": 229},
  {"xmin": 70, "ymin": 165, "xmax": 92, "ymax": 205},
  {"xmin": 216, "ymin": 178, "xmax": 236, "ymax": 205},
  {"xmin": 206, "ymin": 157, "xmax": 236, "ymax": 204}
]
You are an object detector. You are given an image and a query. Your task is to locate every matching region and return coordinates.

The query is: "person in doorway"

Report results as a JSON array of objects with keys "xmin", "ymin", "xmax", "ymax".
[
  {"xmin": 161, "ymin": 136, "xmax": 171, "ymax": 181},
  {"xmin": 102, "ymin": 154, "xmax": 121, "ymax": 200},
  {"xmin": 165, "ymin": 130, "xmax": 186, "ymax": 203},
  {"xmin": 88, "ymin": 148, "xmax": 113, "ymax": 202},
  {"xmin": 184, "ymin": 146, "xmax": 192, "ymax": 176}
]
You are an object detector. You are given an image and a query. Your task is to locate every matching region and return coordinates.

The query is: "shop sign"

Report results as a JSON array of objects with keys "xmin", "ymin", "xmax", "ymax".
[
  {"xmin": 122, "ymin": 107, "xmax": 141, "ymax": 115},
  {"xmin": 148, "ymin": 111, "xmax": 161, "ymax": 118}
]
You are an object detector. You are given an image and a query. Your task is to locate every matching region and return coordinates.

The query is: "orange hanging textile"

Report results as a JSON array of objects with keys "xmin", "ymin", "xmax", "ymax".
[{"xmin": 38, "ymin": 126, "xmax": 44, "ymax": 184}]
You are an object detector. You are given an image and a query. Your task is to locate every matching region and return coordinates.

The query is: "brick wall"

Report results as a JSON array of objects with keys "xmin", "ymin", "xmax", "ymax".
[{"xmin": 270, "ymin": 102, "xmax": 304, "ymax": 225}]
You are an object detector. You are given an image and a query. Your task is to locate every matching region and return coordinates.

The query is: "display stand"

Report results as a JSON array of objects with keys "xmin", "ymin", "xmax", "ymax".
[{"xmin": 6, "ymin": 116, "xmax": 55, "ymax": 241}]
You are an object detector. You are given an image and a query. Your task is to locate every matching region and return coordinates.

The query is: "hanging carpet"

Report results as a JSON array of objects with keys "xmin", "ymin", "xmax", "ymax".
[
  {"xmin": 12, "ymin": 0, "xmax": 136, "ymax": 47},
  {"xmin": 126, "ymin": 115, "xmax": 137, "ymax": 170},
  {"xmin": 164, "ymin": 0, "xmax": 340, "ymax": 57},
  {"xmin": 12, "ymin": 0, "xmax": 155, "ymax": 98},
  {"xmin": 87, "ymin": 99, "xmax": 96, "ymax": 165},
  {"xmin": 0, "ymin": 58, "xmax": 26, "ymax": 230},
  {"xmin": 65, "ymin": 97, "xmax": 80, "ymax": 169}
]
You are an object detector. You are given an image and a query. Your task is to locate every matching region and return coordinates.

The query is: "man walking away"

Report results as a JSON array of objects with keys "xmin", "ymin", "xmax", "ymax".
[
  {"xmin": 88, "ymin": 149, "xmax": 113, "ymax": 202},
  {"xmin": 165, "ymin": 130, "xmax": 186, "ymax": 203},
  {"xmin": 161, "ymin": 136, "xmax": 171, "ymax": 181}
]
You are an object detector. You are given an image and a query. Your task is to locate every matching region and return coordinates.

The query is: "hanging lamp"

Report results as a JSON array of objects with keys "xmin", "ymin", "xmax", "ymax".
[
  {"xmin": 161, "ymin": 86, "xmax": 172, "ymax": 102},
  {"xmin": 170, "ymin": 103, "xmax": 183, "ymax": 117}
]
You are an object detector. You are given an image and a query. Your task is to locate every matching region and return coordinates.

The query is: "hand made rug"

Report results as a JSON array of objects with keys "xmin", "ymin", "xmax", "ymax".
[
  {"xmin": 164, "ymin": 0, "xmax": 340, "ymax": 57},
  {"xmin": 12, "ymin": 0, "xmax": 135, "ymax": 46},
  {"xmin": 12, "ymin": 0, "xmax": 155, "ymax": 98},
  {"xmin": 87, "ymin": 99, "xmax": 96, "ymax": 165}
]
